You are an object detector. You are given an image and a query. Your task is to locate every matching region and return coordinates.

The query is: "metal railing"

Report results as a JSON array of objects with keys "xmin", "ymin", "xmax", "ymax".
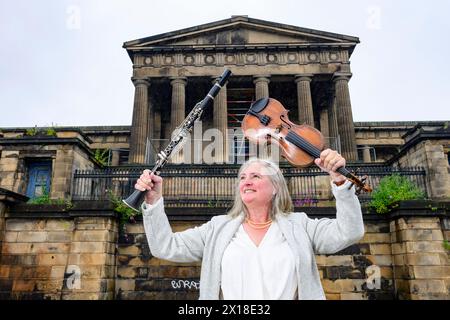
[{"xmin": 71, "ymin": 164, "xmax": 428, "ymax": 208}]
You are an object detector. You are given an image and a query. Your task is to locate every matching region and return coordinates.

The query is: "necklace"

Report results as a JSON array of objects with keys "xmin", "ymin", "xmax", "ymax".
[{"xmin": 245, "ymin": 217, "xmax": 272, "ymax": 229}]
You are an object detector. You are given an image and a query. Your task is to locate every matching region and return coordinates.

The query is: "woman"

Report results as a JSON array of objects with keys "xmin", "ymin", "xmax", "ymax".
[{"xmin": 135, "ymin": 149, "xmax": 364, "ymax": 300}]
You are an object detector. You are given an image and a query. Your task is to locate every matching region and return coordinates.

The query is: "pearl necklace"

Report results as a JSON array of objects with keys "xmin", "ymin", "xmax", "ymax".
[{"xmin": 245, "ymin": 217, "xmax": 272, "ymax": 229}]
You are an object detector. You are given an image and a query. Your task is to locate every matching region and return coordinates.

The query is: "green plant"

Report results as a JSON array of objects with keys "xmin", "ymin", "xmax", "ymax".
[
  {"xmin": 107, "ymin": 190, "xmax": 140, "ymax": 233},
  {"xmin": 27, "ymin": 191, "xmax": 73, "ymax": 210},
  {"xmin": 94, "ymin": 149, "xmax": 110, "ymax": 166},
  {"xmin": 45, "ymin": 127, "xmax": 57, "ymax": 137},
  {"xmin": 368, "ymin": 174, "xmax": 425, "ymax": 214},
  {"xmin": 25, "ymin": 126, "xmax": 39, "ymax": 136},
  {"xmin": 443, "ymin": 240, "xmax": 450, "ymax": 251}
]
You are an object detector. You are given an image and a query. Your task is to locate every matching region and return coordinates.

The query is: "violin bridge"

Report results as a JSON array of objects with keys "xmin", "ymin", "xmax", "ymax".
[{"xmin": 275, "ymin": 125, "xmax": 282, "ymax": 134}]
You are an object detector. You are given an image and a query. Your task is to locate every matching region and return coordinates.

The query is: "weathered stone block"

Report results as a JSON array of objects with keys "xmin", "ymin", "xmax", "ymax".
[
  {"xmin": 6, "ymin": 220, "xmax": 45, "ymax": 231},
  {"xmin": 71, "ymin": 242, "xmax": 107, "ymax": 253},
  {"xmin": 33, "ymin": 266, "xmax": 52, "ymax": 279},
  {"xmin": 315, "ymin": 255, "xmax": 353, "ymax": 266},
  {"xmin": 68, "ymin": 253, "xmax": 114, "ymax": 266},
  {"xmin": 2, "ymin": 243, "xmax": 32, "ymax": 254},
  {"xmin": 4, "ymin": 231, "xmax": 18, "ymax": 242},
  {"xmin": 45, "ymin": 220, "xmax": 74, "ymax": 231},
  {"xmin": 124, "ymin": 223, "xmax": 145, "ymax": 234},
  {"xmin": 73, "ymin": 230, "xmax": 110, "ymax": 242},
  {"xmin": 366, "ymin": 254, "xmax": 393, "ymax": 266},
  {"xmin": 0, "ymin": 265, "xmax": 10, "ymax": 278},
  {"xmin": 50, "ymin": 266, "xmax": 66, "ymax": 279},
  {"xmin": 412, "ymin": 266, "xmax": 450, "ymax": 279},
  {"xmin": 398, "ymin": 229, "xmax": 443, "ymax": 241},
  {"xmin": 405, "ymin": 241, "xmax": 445, "ymax": 253},
  {"xmin": 116, "ymin": 279, "xmax": 135, "ymax": 291},
  {"xmin": 17, "ymin": 231, "xmax": 47, "ymax": 242},
  {"xmin": 360, "ymin": 233, "xmax": 391, "ymax": 244},
  {"xmin": 409, "ymin": 279, "xmax": 447, "ymax": 294},
  {"xmin": 30, "ymin": 243, "xmax": 71, "ymax": 254},
  {"xmin": 405, "ymin": 253, "xmax": 442, "ymax": 266},
  {"xmin": 35, "ymin": 279, "xmax": 64, "ymax": 292},
  {"xmin": 340, "ymin": 292, "xmax": 367, "ymax": 300},
  {"xmin": 46, "ymin": 231, "xmax": 73, "ymax": 242},
  {"xmin": 78, "ymin": 265, "xmax": 103, "ymax": 279},
  {"xmin": 117, "ymin": 245, "xmax": 140, "ymax": 256},
  {"xmin": 369, "ymin": 244, "xmax": 391, "ymax": 255},
  {"xmin": 37, "ymin": 254, "xmax": 68, "ymax": 266},
  {"xmin": 393, "ymin": 254, "xmax": 405, "ymax": 266},
  {"xmin": 392, "ymin": 243, "xmax": 405, "ymax": 255},
  {"xmin": 12, "ymin": 279, "xmax": 36, "ymax": 292}
]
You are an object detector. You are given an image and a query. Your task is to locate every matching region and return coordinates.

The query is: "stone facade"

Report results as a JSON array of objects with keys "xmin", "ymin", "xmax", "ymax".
[
  {"xmin": 0, "ymin": 129, "xmax": 95, "ymax": 200},
  {"xmin": 391, "ymin": 123, "xmax": 450, "ymax": 200},
  {"xmin": 124, "ymin": 16, "xmax": 360, "ymax": 163}
]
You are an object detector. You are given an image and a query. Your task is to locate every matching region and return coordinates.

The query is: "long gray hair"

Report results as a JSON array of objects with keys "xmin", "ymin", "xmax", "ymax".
[{"xmin": 227, "ymin": 158, "xmax": 293, "ymax": 219}]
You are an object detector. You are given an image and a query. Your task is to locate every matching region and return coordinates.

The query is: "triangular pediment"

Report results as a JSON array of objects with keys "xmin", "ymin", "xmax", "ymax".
[{"xmin": 124, "ymin": 16, "xmax": 359, "ymax": 49}]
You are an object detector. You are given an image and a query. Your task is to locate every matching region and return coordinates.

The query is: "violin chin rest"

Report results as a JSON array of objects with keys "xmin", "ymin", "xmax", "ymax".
[{"xmin": 250, "ymin": 98, "xmax": 270, "ymax": 113}]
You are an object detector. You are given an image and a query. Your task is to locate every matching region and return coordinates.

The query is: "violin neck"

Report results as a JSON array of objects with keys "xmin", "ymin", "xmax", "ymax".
[{"xmin": 285, "ymin": 131, "xmax": 353, "ymax": 179}]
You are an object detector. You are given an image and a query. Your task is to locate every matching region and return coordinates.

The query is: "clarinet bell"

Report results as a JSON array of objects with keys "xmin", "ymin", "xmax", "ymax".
[{"xmin": 122, "ymin": 189, "xmax": 146, "ymax": 213}]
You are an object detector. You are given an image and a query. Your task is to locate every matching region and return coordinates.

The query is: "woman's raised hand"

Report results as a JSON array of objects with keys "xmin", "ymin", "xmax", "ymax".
[
  {"xmin": 135, "ymin": 169, "xmax": 163, "ymax": 205},
  {"xmin": 314, "ymin": 148, "xmax": 346, "ymax": 183}
]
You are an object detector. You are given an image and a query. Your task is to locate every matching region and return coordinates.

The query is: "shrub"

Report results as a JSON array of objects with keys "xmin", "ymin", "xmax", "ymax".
[
  {"xmin": 368, "ymin": 174, "xmax": 425, "ymax": 214},
  {"xmin": 27, "ymin": 191, "xmax": 73, "ymax": 209},
  {"xmin": 94, "ymin": 149, "xmax": 110, "ymax": 166},
  {"xmin": 107, "ymin": 190, "xmax": 140, "ymax": 235}
]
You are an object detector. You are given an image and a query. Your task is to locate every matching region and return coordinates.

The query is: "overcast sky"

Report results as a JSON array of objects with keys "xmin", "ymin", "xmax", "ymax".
[{"xmin": 1, "ymin": 0, "xmax": 449, "ymax": 128}]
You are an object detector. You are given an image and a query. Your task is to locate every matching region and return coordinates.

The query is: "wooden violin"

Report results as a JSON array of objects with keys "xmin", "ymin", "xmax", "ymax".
[{"xmin": 241, "ymin": 97, "xmax": 372, "ymax": 194}]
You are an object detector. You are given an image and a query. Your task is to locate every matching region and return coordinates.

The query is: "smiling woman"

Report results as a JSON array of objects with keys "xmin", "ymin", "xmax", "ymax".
[{"xmin": 135, "ymin": 151, "xmax": 365, "ymax": 300}]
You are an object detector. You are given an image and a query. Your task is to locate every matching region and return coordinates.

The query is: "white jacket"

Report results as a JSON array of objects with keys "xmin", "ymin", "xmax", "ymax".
[{"xmin": 142, "ymin": 180, "xmax": 365, "ymax": 300}]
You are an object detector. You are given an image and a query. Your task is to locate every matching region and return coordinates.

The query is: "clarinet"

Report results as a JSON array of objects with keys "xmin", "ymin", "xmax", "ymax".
[{"xmin": 122, "ymin": 69, "xmax": 232, "ymax": 212}]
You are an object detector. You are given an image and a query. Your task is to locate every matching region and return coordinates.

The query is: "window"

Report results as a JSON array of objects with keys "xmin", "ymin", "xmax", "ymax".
[{"xmin": 26, "ymin": 161, "xmax": 52, "ymax": 199}]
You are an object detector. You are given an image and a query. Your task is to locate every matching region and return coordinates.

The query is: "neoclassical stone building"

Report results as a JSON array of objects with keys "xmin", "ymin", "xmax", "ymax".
[{"xmin": 123, "ymin": 15, "xmax": 360, "ymax": 164}]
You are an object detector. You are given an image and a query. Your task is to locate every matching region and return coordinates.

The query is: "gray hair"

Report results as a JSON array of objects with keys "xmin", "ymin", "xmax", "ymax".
[{"xmin": 227, "ymin": 158, "xmax": 293, "ymax": 219}]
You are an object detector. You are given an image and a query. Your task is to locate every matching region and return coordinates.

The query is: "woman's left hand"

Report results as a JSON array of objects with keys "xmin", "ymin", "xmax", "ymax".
[{"xmin": 314, "ymin": 149, "xmax": 346, "ymax": 183}]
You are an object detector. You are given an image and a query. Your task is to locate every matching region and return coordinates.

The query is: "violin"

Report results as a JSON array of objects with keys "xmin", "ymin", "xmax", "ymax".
[{"xmin": 241, "ymin": 98, "xmax": 372, "ymax": 194}]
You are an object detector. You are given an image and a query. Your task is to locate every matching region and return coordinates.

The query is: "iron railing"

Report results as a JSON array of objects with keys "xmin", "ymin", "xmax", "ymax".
[{"xmin": 71, "ymin": 164, "xmax": 428, "ymax": 208}]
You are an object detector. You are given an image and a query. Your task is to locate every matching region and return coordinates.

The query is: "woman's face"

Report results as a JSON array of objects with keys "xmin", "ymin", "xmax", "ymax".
[{"xmin": 239, "ymin": 162, "xmax": 275, "ymax": 207}]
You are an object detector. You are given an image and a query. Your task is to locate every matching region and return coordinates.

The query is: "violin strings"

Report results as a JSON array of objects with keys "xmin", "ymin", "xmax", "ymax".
[{"xmin": 285, "ymin": 131, "xmax": 351, "ymax": 178}]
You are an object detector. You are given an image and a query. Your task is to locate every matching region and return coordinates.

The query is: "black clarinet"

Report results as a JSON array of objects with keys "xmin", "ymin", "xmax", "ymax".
[{"xmin": 122, "ymin": 69, "xmax": 232, "ymax": 212}]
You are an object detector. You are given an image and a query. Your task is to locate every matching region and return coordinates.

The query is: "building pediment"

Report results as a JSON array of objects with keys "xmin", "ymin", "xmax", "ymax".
[{"xmin": 124, "ymin": 16, "xmax": 359, "ymax": 52}]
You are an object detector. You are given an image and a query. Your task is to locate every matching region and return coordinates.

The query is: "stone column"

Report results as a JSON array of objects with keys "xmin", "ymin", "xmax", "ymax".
[
  {"xmin": 295, "ymin": 74, "xmax": 314, "ymax": 126},
  {"xmin": 362, "ymin": 146, "xmax": 372, "ymax": 163},
  {"xmin": 333, "ymin": 73, "xmax": 357, "ymax": 161},
  {"xmin": 212, "ymin": 77, "xmax": 228, "ymax": 163},
  {"xmin": 170, "ymin": 77, "xmax": 187, "ymax": 164},
  {"xmin": 253, "ymin": 75, "xmax": 271, "ymax": 158},
  {"xmin": 253, "ymin": 75, "xmax": 270, "ymax": 100},
  {"xmin": 328, "ymin": 96, "xmax": 340, "ymax": 152},
  {"xmin": 146, "ymin": 98, "xmax": 155, "ymax": 162},
  {"xmin": 319, "ymin": 108, "xmax": 330, "ymax": 142},
  {"xmin": 129, "ymin": 78, "xmax": 150, "ymax": 164},
  {"xmin": 153, "ymin": 109, "xmax": 162, "ymax": 153},
  {"xmin": 111, "ymin": 150, "xmax": 120, "ymax": 166}
]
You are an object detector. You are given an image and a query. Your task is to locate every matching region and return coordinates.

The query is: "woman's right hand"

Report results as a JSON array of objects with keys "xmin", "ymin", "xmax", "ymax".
[{"xmin": 135, "ymin": 169, "xmax": 163, "ymax": 205}]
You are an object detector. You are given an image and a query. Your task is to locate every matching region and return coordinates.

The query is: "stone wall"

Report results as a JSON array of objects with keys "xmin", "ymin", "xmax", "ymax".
[
  {"xmin": 0, "ymin": 202, "xmax": 118, "ymax": 299},
  {"xmin": 0, "ymin": 199, "xmax": 448, "ymax": 300}
]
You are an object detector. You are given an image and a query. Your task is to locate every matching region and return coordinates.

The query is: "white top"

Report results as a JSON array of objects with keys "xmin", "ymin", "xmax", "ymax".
[{"xmin": 220, "ymin": 221, "xmax": 298, "ymax": 300}]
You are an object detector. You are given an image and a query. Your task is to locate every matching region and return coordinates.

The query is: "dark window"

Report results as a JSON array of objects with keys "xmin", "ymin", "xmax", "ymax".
[{"xmin": 26, "ymin": 161, "xmax": 52, "ymax": 198}]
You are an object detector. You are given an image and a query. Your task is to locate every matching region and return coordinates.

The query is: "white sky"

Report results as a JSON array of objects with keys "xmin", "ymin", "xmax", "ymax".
[{"xmin": 1, "ymin": 0, "xmax": 449, "ymax": 128}]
